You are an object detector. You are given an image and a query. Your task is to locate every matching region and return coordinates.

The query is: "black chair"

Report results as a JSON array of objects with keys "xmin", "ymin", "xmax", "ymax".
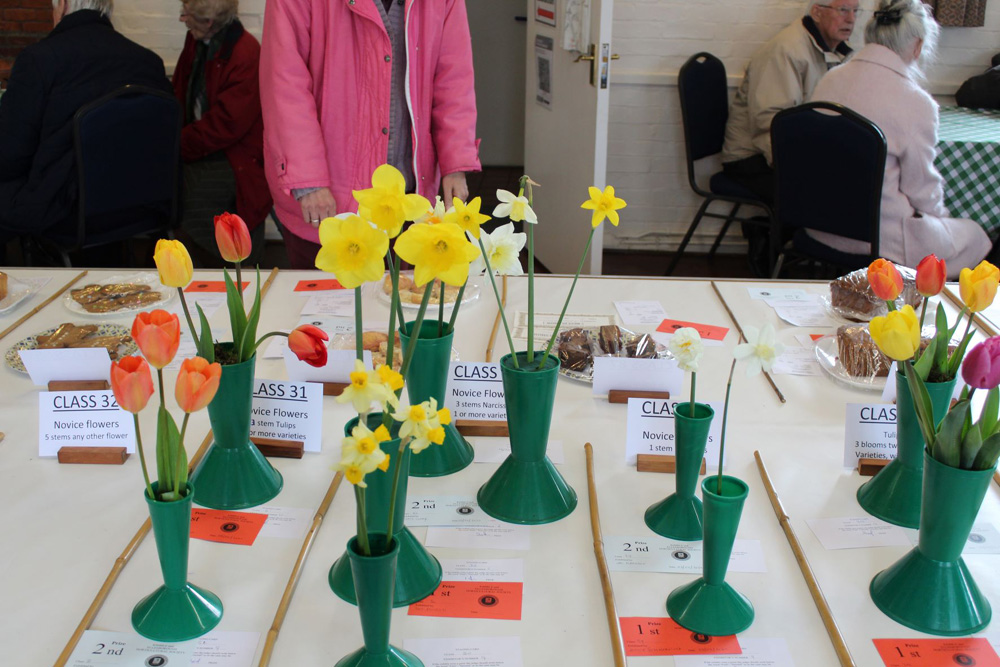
[
  {"xmin": 769, "ymin": 102, "xmax": 887, "ymax": 277},
  {"xmin": 667, "ymin": 52, "xmax": 776, "ymax": 276},
  {"xmin": 33, "ymin": 84, "xmax": 181, "ymax": 266}
]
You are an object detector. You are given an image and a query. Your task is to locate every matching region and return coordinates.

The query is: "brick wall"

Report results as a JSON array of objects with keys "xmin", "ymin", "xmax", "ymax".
[{"xmin": 0, "ymin": 0, "xmax": 52, "ymax": 85}]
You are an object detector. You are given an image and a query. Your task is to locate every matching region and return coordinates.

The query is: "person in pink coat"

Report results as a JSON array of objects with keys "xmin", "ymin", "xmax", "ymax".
[
  {"xmin": 259, "ymin": 0, "xmax": 481, "ymax": 268},
  {"xmin": 810, "ymin": 0, "xmax": 991, "ymax": 277}
]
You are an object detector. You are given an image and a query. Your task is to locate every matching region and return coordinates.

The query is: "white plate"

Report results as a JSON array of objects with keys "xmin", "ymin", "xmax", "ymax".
[
  {"xmin": 373, "ymin": 272, "xmax": 480, "ymax": 310},
  {"xmin": 0, "ymin": 276, "xmax": 32, "ymax": 314},
  {"xmin": 63, "ymin": 272, "xmax": 174, "ymax": 316},
  {"xmin": 813, "ymin": 334, "xmax": 886, "ymax": 392}
]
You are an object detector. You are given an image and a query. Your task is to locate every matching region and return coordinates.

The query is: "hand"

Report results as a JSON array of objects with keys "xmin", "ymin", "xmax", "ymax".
[
  {"xmin": 300, "ymin": 188, "xmax": 337, "ymax": 227},
  {"xmin": 442, "ymin": 172, "xmax": 468, "ymax": 205}
]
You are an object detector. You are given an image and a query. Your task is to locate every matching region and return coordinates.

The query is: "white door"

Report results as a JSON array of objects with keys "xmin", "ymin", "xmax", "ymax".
[{"xmin": 523, "ymin": 0, "xmax": 614, "ymax": 275}]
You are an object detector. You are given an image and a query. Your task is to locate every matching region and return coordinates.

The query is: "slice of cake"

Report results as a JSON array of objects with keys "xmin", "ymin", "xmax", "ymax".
[
  {"xmin": 0, "ymin": 271, "xmax": 7, "ymax": 301},
  {"xmin": 836, "ymin": 324, "xmax": 890, "ymax": 377}
]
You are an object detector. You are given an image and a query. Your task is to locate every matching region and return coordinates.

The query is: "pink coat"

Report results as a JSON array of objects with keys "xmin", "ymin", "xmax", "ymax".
[{"xmin": 260, "ymin": 0, "xmax": 481, "ymax": 243}]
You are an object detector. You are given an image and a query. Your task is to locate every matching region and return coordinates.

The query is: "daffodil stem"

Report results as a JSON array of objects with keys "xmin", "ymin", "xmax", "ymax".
[
  {"xmin": 539, "ymin": 228, "xmax": 595, "ymax": 368},
  {"xmin": 383, "ymin": 438, "xmax": 409, "ymax": 553},
  {"xmin": 134, "ymin": 414, "xmax": 154, "ymax": 500},
  {"xmin": 438, "ymin": 281, "xmax": 445, "ymax": 336},
  {"xmin": 448, "ymin": 282, "xmax": 467, "ymax": 331},
  {"xmin": 717, "ymin": 359, "xmax": 737, "ymax": 495},
  {"xmin": 355, "ymin": 486, "xmax": 370, "ymax": 556},
  {"xmin": 399, "ymin": 282, "xmax": 434, "ymax": 384},
  {"xmin": 354, "ymin": 286, "xmax": 363, "ymax": 362},
  {"xmin": 524, "ymin": 180, "xmax": 534, "ymax": 365},
  {"xmin": 478, "ymin": 238, "xmax": 518, "ymax": 368},
  {"xmin": 690, "ymin": 373, "xmax": 696, "ymax": 417},
  {"xmin": 235, "ymin": 262, "xmax": 244, "ymax": 309},
  {"xmin": 174, "ymin": 413, "xmax": 190, "ymax": 499},
  {"xmin": 177, "ymin": 288, "xmax": 198, "ymax": 346},
  {"xmin": 387, "ymin": 256, "xmax": 401, "ymax": 370},
  {"xmin": 389, "ymin": 249, "xmax": 405, "ymax": 326}
]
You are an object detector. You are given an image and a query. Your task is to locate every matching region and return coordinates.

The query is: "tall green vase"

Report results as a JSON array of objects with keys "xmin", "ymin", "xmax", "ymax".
[
  {"xmin": 869, "ymin": 451, "xmax": 995, "ymax": 635},
  {"xmin": 398, "ymin": 320, "xmax": 474, "ymax": 477},
  {"xmin": 337, "ymin": 534, "xmax": 424, "ymax": 667},
  {"xmin": 857, "ymin": 372, "xmax": 956, "ymax": 528},
  {"xmin": 644, "ymin": 402, "xmax": 714, "ymax": 541},
  {"xmin": 477, "ymin": 352, "xmax": 577, "ymax": 525},
  {"xmin": 330, "ymin": 414, "xmax": 442, "ymax": 607},
  {"xmin": 667, "ymin": 475, "xmax": 754, "ymax": 636},
  {"xmin": 132, "ymin": 483, "xmax": 223, "ymax": 642},
  {"xmin": 192, "ymin": 346, "xmax": 283, "ymax": 510}
]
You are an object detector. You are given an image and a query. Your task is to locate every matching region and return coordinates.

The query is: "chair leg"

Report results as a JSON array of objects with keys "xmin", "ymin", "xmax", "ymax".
[
  {"xmin": 708, "ymin": 203, "xmax": 741, "ymax": 258},
  {"xmin": 770, "ymin": 252, "xmax": 785, "ymax": 279},
  {"xmin": 666, "ymin": 198, "xmax": 712, "ymax": 276}
]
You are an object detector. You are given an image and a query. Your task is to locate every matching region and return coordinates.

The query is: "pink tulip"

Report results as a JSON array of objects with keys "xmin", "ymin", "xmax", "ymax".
[{"xmin": 962, "ymin": 336, "xmax": 1000, "ymax": 390}]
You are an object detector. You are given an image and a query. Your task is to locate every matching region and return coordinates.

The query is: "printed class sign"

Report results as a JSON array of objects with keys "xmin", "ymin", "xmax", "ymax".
[
  {"xmin": 250, "ymin": 379, "xmax": 323, "ymax": 452},
  {"xmin": 20, "ymin": 348, "xmax": 112, "ymax": 386},
  {"xmin": 619, "ymin": 618, "xmax": 740, "ymax": 657},
  {"xmin": 592, "ymin": 357, "xmax": 681, "ymax": 396},
  {"xmin": 625, "ymin": 398, "xmax": 724, "ymax": 467},
  {"xmin": 844, "ymin": 403, "xmax": 896, "ymax": 466},
  {"xmin": 444, "ymin": 362, "xmax": 506, "ymax": 421},
  {"xmin": 38, "ymin": 390, "xmax": 135, "ymax": 456}
]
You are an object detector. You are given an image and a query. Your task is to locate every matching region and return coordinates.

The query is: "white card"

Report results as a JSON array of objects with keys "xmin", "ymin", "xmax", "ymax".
[
  {"xmin": 473, "ymin": 438, "xmax": 565, "ymax": 465},
  {"xmin": 773, "ymin": 299, "xmax": 838, "ymax": 328},
  {"xmin": 164, "ymin": 293, "xmax": 225, "ymax": 322},
  {"xmin": 771, "ymin": 346, "xmax": 822, "ymax": 376},
  {"xmin": 614, "ymin": 300, "xmax": 667, "ymax": 325},
  {"xmin": 425, "ymin": 525, "xmax": 530, "ymax": 551},
  {"xmin": 904, "ymin": 522, "xmax": 1000, "ymax": 554},
  {"xmin": 444, "ymin": 362, "xmax": 506, "ymax": 421},
  {"xmin": 439, "ymin": 558, "xmax": 524, "ymax": 582},
  {"xmin": 284, "ymin": 347, "xmax": 372, "ymax": 383},
  {"xmin": 405, "ymin": 495, "xmax": 503, "ymax": 527},
  {"xmin": 256, "ymin": 505, "xmax": 314, "ymax": 539},
  {"xmin": 20, "ymin": 348, "xmax": 112, "ymax": 386},
  {"xmin": 402, "ymin": 637, "xmax": 522, "ymax": 667},
  {"xmin": 300, "ymin": 291, "xmax": 355, "ymax": 316},
  {"xmin": 843, "ymin": 403, "xmax": 896, "ymax": 466},
  {"xmin": 592, "ymin": 357, "xmax": 682, "ymax": 396},
  {"xmin": 605, "ymin": 536, "xmax": 766, "ymax": 574},
  {"xmin": 68, "ymin": 630, "xmax": 259, "ymax": 666},
  {"xmin": 674, "ymin": 638, "xmax": 795, "ymax": 667},
  {"xmin": 296, "ymin": 315, "xmax": 379, "ymax": 337},
  {"xmin": 625, "ymin": 398, "xmax": 724, "ymax": 467},
  {"xmin": 806, "ymin": 516, "xmax": 911, "ymax": 550},
  {"xmin": 510, "ymin": 311, "xmax": 614, "ymax": 344},
  {"xmin": 38, "ymin": 391, "xmax": 135, "ymax": 456},
  {"xmin": 250, "ymin": 379, "xmax": 323, "ymax": 452},
  {"xmin": 747, "ymin": 287, "xmax": 809, "ymax": 302}
]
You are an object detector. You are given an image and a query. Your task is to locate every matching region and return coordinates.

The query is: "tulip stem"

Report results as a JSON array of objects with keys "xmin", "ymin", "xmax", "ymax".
[
  {"xmin": 134, "ymin": 414, "xmax": 154, "ymax": 500},
  {"xmin": 717, "ymin": 358, "xmax": 737, "ymax": 495},
  {"xmin": 177, "ymin": 288, "xmax": 199, "ymax": 346},
  {"xmin": 354, "ymin": 287, "xmax": 363, "ymax": 362},
  {"xmin": 157, "ymin": 368, "xmax": 165, "ymax": 411},
  {"xmin": 383, "ymin": 437, "xmax": 409, "ymax": 554},
  {"xmin": 174, "ymin": 413, "xmax": 190, "ymax": 499},
  {"xmin": 235, "ymin": 262, "xmax": 244, "ymax": 309},
  {"xmin": 355, "ymin": 486, "xmax": 370, "ymax": 557},
  {"xmin": 539, "ymin": 227, "xmax": 596, "ymax": 369},
  {"xmin": 478, "ymin": 238, "xmax": 518, "ymax": 367}
]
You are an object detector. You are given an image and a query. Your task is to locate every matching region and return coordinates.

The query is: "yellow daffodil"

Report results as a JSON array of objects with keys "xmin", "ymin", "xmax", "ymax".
[
  {"xmin": 869, "ymin": 305, "xmax": 920, "ymax": 361},
  {"xmin": 376, "ymin": 364, "xmax": 404, "ymax": 392},
  {"xmin": 959, "ymin": 260, "xmax": 1000, "ymax": 313},
  {"xmin": 336, "ymin": 359, "xmax": 398, "ymax": 413},
  {"xmin": 493, "ymin": 189, "xmax": 537, "ymax": 224},
  {"xmin": 353, "ymin": 164, "xmax": 430, "ymax": 237},
  {"xmin": 153, "ymin": 239, "xmax": 193, "ymax": 288},
  {"xmin": 338, "ymin": 422, "xmax": 392, "ymax": 486},
  {"xmin": 393, "ymin": 398, "xmax": 447, "ymax": 453},
  {"xmin": 394, "ymin": 221, "xmax": 478, "ymax": 287},
  {"xmin": 445, "ymin": 197, "xmax": 491, "ymax": 239},
  {"xmin": 437, "ymin": 406, "xmax": 451, "ymax": 426},
  {"xmin": 580, "ymin": 185, "xmax": 627, "ymax": 228},
  {"xmin": 315, "ymin": 214, "xmax": 389, "ymax": 289}
]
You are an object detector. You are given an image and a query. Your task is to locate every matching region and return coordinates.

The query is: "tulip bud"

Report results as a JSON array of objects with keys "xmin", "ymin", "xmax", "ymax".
[
  {"xmin": 959, "ymin": 261, "xmax": 1000, "ymax": 313},
  {"xmin": 869, "ymin": 305, "xmax": 920, "ymax": 361},
  {"xmin": 867, "ymin": 258, "xmax": 904, "ymax": 302},
  {"xmin": 288, "ymin": 324, "xmax": 329, "ymax": 368},
  {"xmin": 153, "ymin": 239, "xmax": 194, "ymax": 288},
  {"xmin": 110, "ymin": 356, "xmax": 154, "ymax": 413},
  {"xmin": 962, "ymin": 336, "xmax": 1000, "ymax": 390},
  {"xmin": 214, "ymin": 212, "xmax": 253, "ymax": 264},
  {"xmin": 175, "ymin": 357, "xmax": 222, "ymax": 413},
  {"xmin": 131, "ymin": 310, "xmax": 181, "ymax": 369},
  {"xmin": 915, "ymin": 254, "xmax": 946, "ymax": 297}
]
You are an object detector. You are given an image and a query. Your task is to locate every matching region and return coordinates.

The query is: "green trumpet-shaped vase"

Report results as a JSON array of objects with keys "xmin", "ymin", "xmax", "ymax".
[
  {"xmin": 857, "ymin": 372, "xmax": 956, "ymax": 528},
  {"xmin": 398, "ymin": 320, "xmax": 473, "ymax": 477},
  {"xmin": 477, "ymin": 352, "xmax": 577, "ymax": 525},
  {"xmin": 336, "ymin": 534, "xmax": 425, "ymax": 667},
  {"xmin": 330, "ymin": 414, "xmax": 442, "ymax": 607},
  {"xmin": 667, "ymin": 475, "xmax": 754, "ymax": 636},
  {"xmin": 870, "ymin": 451, "xmax": 995, "ymax": 635},
  {"xmin": 132, "ymin": 483, "xmax": 223, "ymax": 642},
  {"xmin": 645, "ymin": 402, "xmax": 714, "ymax": 541},
  {"xmin": 192, "ymin": 347, "xmax": 283, "ymax": 510}
]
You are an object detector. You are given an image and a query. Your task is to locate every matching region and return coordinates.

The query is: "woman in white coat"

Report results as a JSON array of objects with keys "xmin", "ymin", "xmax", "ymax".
[{"xmin": 810, "ymin": 0, "xmax": 990, "ymax": 277}]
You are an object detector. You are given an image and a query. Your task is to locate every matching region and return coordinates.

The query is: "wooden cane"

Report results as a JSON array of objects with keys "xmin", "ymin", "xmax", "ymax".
[
  {"xmin": 485, "ymin": 275, "xmax": 507, "ymax": 362},
  {"xmin": 0, "ymin": 270, "xmax": 88, "ymax": 342},
  {"xmin": 711, "ymin": 281, "xmax": 786, "ymax": 403}
]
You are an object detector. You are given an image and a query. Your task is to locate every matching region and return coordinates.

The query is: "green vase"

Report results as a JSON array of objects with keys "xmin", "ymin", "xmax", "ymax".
[
  {"xmin": 869, "ymin": 451, "xmax": 995, "ymax": 635},
  {"xmin": 644, "ymin": 402, "xmax": 714, "ymax": 541},
  {"xmin": 330, "ymin": 414, "xmax": 442, "ymax": 607},
  {"xmin": 667, "ymin": 475, "xmax": 754, "ymax": 636},
  {"xmin": 398, "ymin": 320, "xmax": 473, "ymax": 477},
  {"xmin": 132, "ymin": 483, "xmax": 223, "ymax": 642},
  {"xmin": 477, "ymin": 352, "xmax": 577, "ymax": 525},
  {"xmin": 337, "ymin": 534, "xmax": 424, "ymax": 667},
  {"xmin": 192, "ymin": 346, "xmax": 283, "ymax": 510},
  {"xmin": 857, "ymin": 372, "xmax": 956, "ymax": 528}
]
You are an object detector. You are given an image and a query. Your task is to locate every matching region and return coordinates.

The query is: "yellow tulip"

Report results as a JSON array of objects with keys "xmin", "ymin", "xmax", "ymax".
[
  {"xmin": 353, "ymin": 164, "xmax": 430, "ymax": 238},
  {"xmin": 315, "ymin": 214, "xmax": 390, "ymax": 289},
  {"xmin": 869, "ymin": 305, "xmax": 920, "ymax": 361},
  {"xmin": 153, "ymin": 239, "xmax": 193, "ymax": 288},
  {"xmin": 580, "ymin": 185, "xmax": 627, "ymax": 228},
  {"xmin": 959, "ymin": 260, "xmax": 1000, "ymax": 313},
  {"xmin": 394, "ymin": 221, "xmax": 479, "ymax": 287},
  {"xmin": 444, "ymin": 197, "xmax": 491, "ymax": 239}
]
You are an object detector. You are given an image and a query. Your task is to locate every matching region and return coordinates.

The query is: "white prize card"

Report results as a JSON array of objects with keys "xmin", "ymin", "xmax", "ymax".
[
  {"xmin": 844, "ymin": 403, "xmax": 896, "ymax": 466},
  {"xmin": 405, "ymin": 495, "xmax": 501, "ymax": 527},
  {"xmin": 444, "ymin": 362, "xmax": 506, "ymax": 421},
  {"xmin": 747, "ymin": 287, "xmax": 809, "ymax": 302},
  {"xmin": 625, "ymin": 398, "xmax": 724, "ymax": 467},
  {"xmin": 605, "ymin": 536, "xmax": 766, "ymax": 574},
  {"xmin": 614, "ymin": 300, "xmax": 667, "ymax": 326},
  {"xmin": 20, "ymin": 348, "xmax": 112, "ymax": 386},
  {"xmin": 673, "ymin": 638, "xmax": 795, "ymax": 667},
  {"xmin": 806, "ymin": 516, "xmax": 911, "ymax": 549},
  {"xmin": 68, "ymin": 630, "xmax": 259, "ymax": 666},
  {"xmin": 38, "ymin": 390, "xmax": 135, "ymax": 456},
  {"xmin": 439, "ymin": 558, "xmax": 524, "ymax": 582},
  {"xmin": 772, "ymin": 297, "xmax": 838, "ymax": 328},
  {"xmin": 592, "ymin": 357, "xmax": 682, "ymax": 396},
  {"xmin": 256, "ymin": 505, "xmax": 314, "ymax": 539},
  {"xmin": 425, "ymin": 525, "xmax": 530, "ymax": 551},
  {"xmin": 511, "ymin": 311, "xmax": 614, "ymax": 345},
  {"xmin": 905, "ymin": 522, "xmax": 1000, "ymax": 554},
  {"xmin": 164, "ymin": 293, "xmax": 225, "ymax": 322},
  {"xmin": 473, "ymin": 438, "xmax": 565, "ymax": 464},
  {"xmin": 300, "ymin": 290, "xmax": 355, "ymax": 316},
  {"xmin": 284, "ymin": 347, "xmax": 372, "ymax": 383},
  {"xmin": 250, "ymin": 379, "xmax": 323, "ymax": 452},
  {"xmin": 402, "ymin": 637, "xmax": 522, "ymax": 667},
  {"xmin": 771, "ymin": 346, "xmax": 822, "ymax": 376}
]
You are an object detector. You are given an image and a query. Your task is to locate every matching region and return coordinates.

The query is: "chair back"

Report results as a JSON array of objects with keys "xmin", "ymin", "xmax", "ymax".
[{"xmin": 678, "ymin": 53, "xmax": 729, "ymax": 192}]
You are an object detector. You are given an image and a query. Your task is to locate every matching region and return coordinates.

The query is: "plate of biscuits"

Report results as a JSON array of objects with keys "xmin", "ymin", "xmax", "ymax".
[
  {"xmin": 0, "ymin": 271, "xmax": 33, "ymax": 314},
  {"xmin": 5, "ymin": 323, "xmax": 138, "ymax": 373},
  {"xmin": 64, "ymin": 272, "xmax": 173, "ymax": 315},
  {"xmin": 376, "ymin": 272, "xmax": 479, "ymax": 309}
]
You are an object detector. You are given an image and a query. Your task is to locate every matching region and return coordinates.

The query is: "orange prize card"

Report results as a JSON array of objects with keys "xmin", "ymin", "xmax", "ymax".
[
  {"xmin": 295, "ymin": 279, "xmax": 345, "ymax": 291},
  {"xmin": 873, "ymin": 638, "xmax": 1000, "ymax": 667},
  {"xmin": 190, "ymin": 508, "xmax": 267, "ymax": 546},
  {"xmin": 656, "ymin": 319, "xmax": 729, "ymax": 342},
  {"xmin": 185, "ymin": 281, "xmax": 249, "ymax": 293},
  {"xmin": 619, "ymin": 618, "xmax": 741, "ymax": 657},
  {"xmin": 407, "ymin": 581, "xmax": 522, "ymax": 620}
]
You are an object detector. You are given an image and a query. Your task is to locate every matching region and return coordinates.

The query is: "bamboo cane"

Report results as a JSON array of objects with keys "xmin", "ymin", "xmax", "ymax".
[
  {"xmin": 485, "ymin": 275, "xmax": 507, "ymax": 362},
  {"xmin": 711, "ymin": 281, "xmax": 786, "ymax": 403},
  {"xmin": 754, "ymin": 451, "xmax": 855, "ymax": 667},
  {"xmin": 584, "ymin": 443, "xmax": 627, "ymax": 667},
  {"xmin": 0, "ymin": 270, "xmax": 88, "ymax": 342}
]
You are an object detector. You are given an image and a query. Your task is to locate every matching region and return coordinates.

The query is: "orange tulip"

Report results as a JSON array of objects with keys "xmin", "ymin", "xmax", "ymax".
[
  {"xmin": 867, "ymin": 258, "xmax": 903, "ymax": 302},
  {"xmin": 110, "ymin": 356, "xmax": 154, "ymax": 413},
  {"xmin": 131, "ymin": 310, "xmax": 181, "ymax": 369},
  {"xmin": 288, "ymin": 324, "xmax": 328, "ymax": 367},
  {"xmin": 214, "ymin": 212, "xmax": 253, "ymax": 263},
  {"xmin": 175, "ymin": 356, "xmax": 221, "ymax": 412},
  {"xmin": 915, "ymin": 254, "xmax": 946, "ymax": 297},
  {"xmin": 959, "ymin": 260, "xmax": 1000, "ymax": 313}
]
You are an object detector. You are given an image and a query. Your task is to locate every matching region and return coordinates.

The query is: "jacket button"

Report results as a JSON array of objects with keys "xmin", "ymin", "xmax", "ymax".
[
  {"xmin": 349, "ymin": 0, "xmax": 354, "ymax": 4},
  {"xmin": 384, "ymin": 55, "xmax": 391, "ymax": 62},
  {"xmin": 382, "ymin": 127, "xmax": 389, "ymax": 135}
]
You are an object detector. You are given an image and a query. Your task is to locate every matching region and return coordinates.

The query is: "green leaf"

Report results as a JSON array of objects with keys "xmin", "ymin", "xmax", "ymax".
[
  {"xmin": 155, "ymin": 407, "xmax": 181, "ymax": 496},
  {"xmin": 948, "ymin": 330, "xmax": 976, "ymax": 378},
  {"xmin": 981, "ymin": 387, "xmax": 1000, "ymax": 440},
  {"xmin": 973, "ymin": 432, "xmax": 1000, "ymax": 470},
  {"xmin": 904, "ymin": 363, "xmax": 938, "ymax": 450},
  {"xmin": 935, "ymin": 400, "xmax": 970, "ymax": 468},
  {"xmin": 913, "ymin": 335, "xmax": 936, "ymax": 381},
  {"xmin": 224, "ymin": 269, "xmax": 247, "ymax": 350},
  {"xmin": 961, "ymin": 418, "xmax": 983, "ymax": 469},
  {"xmin": 932, "ymin": 304, "xmax": 949, "ymax": 372},
  {"xmin": 240, "ymin": 267, "xmax": 263, "ymax": 362},
  {"xmin": 196, "ymin": 303, "xmax": 214, "ymax": 362}
]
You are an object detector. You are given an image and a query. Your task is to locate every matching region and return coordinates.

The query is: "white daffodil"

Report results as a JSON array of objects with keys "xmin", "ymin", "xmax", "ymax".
[
  {"xmin": 417, "ymin": 196, "xmax": 447, "ymax": 225},
  {"xmin": 469, "ymin": 222, "xmax": 526, "ymax": 276},
  {"xmin": 733, "ymin": 323, "xmax": 784, "ymax": 376},
  {"xmin": 493, "ymin": 189, "xmax": 538, "ymax": 224},
  {"xmin": 668, "ymin": 327, "xmax": 704, "ymax": 373}
]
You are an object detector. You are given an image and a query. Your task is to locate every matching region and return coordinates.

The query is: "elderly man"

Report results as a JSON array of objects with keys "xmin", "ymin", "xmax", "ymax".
[{"xmin": 0, "ymin": 0, "xmax": 171, "ymax": 240}]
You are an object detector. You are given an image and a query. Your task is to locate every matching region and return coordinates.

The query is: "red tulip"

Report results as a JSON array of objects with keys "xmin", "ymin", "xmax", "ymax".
[
  {"xmin": 110, "ymin": 356, "xmax": 154, "ymax": 413},
  {"xmin": 288, "ymin": 324, "xmax": 329, "ymax": 367},
  {"xmin": 867, "ymin": 258, "xmax": 904, "ymax": 302},
  {"xmin": 915, "ymin": 254, "xmax": 946, "ymax": 297},
  {"xmin": 214, "ymin": 212, "xmax": 252, "ymax": 263},
  {"xmin": 175, "ymin": 357, "xmax": 222, "ymax": 412},
  {"xmin": 131, "ymin": 310, "xmax": 181, "ymax": 369}
]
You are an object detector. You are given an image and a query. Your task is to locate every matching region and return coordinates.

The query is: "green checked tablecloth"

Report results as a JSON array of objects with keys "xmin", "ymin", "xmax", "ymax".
[{"xmin": 936, "ymin": 106, "xmax": 1000, "ymax": 241}]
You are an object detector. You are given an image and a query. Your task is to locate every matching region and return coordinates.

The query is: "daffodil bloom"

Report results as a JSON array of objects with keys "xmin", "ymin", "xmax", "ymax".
[
  {"xmin": 315, "ymin": 214, "xmax": 390, "ymax": 289},
  {"xmin": 468, "ymin": 222, "xmax": 526, "ymax": 276},
  {"xmin": 336, "ymin": 359, "xmax": 397, "ymax": 413},
  {"xmin": 353, "ymin": 164, "xmax": 430, "ymax": 237},
  {"xmin": 445, "ymin": 197, "xmax": 491, "ymax": 239},
  {"xmin": 418, "ymin": 196, "xmax": 447, "ymax": 225},
  {"xmin": 580, "ymin": 185, "xmax": 627, "ymax": 228},
  {"xmin": 493, "ymin": 189, "xmax": 538, "ymax": 224},
  {"xmin": 733, "ymin": 323, "xmax": 784, "ymax": 376},
  {"xmin": 869, "ymin": 305, "xmax": 921, "ymax": 361},
  {"xmin": 338, "ymin": 422, "xmax": 392, "ymax": 486},
  {"xmin": 393, "ymin": 398, "xmax": 447, "ymax": 453},
  {"xmin": 394, "ymin": 221, "xmax": 479, "ymax": 287},
  {"xmin": 437, "ymin": 406, "xmax": 451, "ymax": 426},
  {"xmin": 668, "ymin": 327, "xmax": 703, "ymax": 373},
  {"xmin": 376, "ymin": 364, "xmax": 404, "ymax": 392}
]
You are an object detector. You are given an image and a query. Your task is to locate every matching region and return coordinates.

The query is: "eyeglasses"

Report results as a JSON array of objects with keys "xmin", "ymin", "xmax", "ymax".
[{"xmin": 816, "ymin": 5, "xmax": 862, "ymax": 17}]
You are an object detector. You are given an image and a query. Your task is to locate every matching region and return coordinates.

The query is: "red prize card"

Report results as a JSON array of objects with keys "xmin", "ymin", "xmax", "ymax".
[
  {"xmin": 810, "ymin": 333, "xmax": 826, "ymax": 341},
  {"xmin": 185, "ymin": 281, "xmax": 249, "ymax": 293},
  {"xmin": 656, "ymin": 319, "xmax": 730, "ymax": 342},
  {"xmin": 407, "ymin": 581, "xmax": 522, "ymax": 620},
  {"xmin": 619, "ymin": 618, "xmax": 741, "ymax": 657},
  {"xmin": 295, "ymin": 279, "xmax": 345, "ymax": 291},
  {"xmin": 873, "ymin": 638, "xmax": 1000, "ymax": 667},
  {"xmin": 190, "ymin": 508, "xmax": 267, "ymax": 546}
]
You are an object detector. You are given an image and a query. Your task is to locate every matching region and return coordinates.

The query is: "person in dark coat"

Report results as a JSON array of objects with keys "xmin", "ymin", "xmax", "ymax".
[
  {"xmin": 955, "ymin": 52, "xmax": 1000, "ymax": 110},
  {"xmin": 0, "ymin": 0, "xmax": 172, "ymax": 238}
]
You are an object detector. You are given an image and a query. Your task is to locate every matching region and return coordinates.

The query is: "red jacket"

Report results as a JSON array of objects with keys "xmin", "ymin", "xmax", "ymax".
[{"xmin": 172, "ymin": 20, "xmax": 271, "ymax": 230}]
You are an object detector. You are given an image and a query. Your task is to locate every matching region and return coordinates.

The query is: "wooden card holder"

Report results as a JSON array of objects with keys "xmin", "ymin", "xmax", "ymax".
[
  {"xmin": 637, "ymin": 453, "xmax": 706, "ymax": 474},
  {"xmin": 47, "ymin": 380, "xmax": 110, "ymax": 392},
  {"xmin": 322, "ymin": 382, "xmax": 349, "ymax": 397},
  {"xmin": 251, "ymin": 436, "xmax": 305, "ymax": 459},
  {"xmin": 608, "ymin": 389, "xmax": 670, "ymax": 404},
  {"xmin": 455, "ymin": 419, "xmax": 509, "ymax": 437},
  {"xmin": 857, "ymin": 457, "xmax": 891, "ymax": 477},
  {"xmin": 57, "ymin": 446, "xmax": 128, "ymax": 465}
]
